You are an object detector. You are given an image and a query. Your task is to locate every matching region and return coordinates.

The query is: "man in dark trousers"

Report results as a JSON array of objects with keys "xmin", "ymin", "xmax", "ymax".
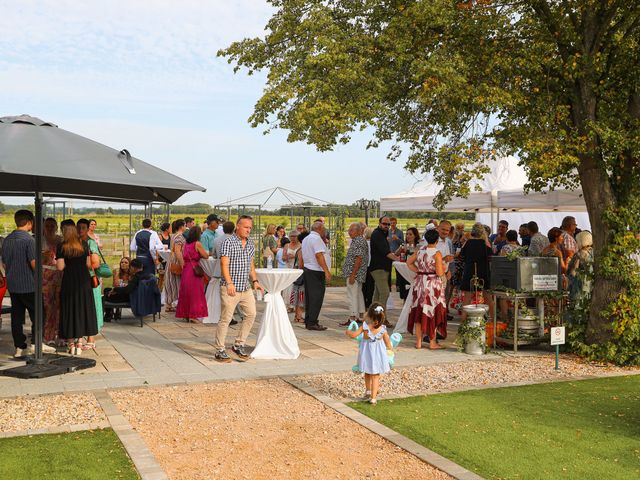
[
  {"xmin": 130, "ymin": 218, "xmax": 163, "ymax": 276},
  {"xmin": 369, "ymin": 216, "xmax": 398, "ymax": 311},
  {"xmin": 2, "ymin": 209, "xmax": 55, "ymax": 357},
  {"xmin": 301, "ymin": 221, "xmax": 331, "ymax": 330}
]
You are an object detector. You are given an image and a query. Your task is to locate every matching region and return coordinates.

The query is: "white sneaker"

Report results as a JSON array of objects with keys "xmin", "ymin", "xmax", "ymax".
[
  {"xmin": 27, "ymin": 344, "xmax": 57, "ymax": 355},
  {"xmin": 41, "ymin": 343, "xmax": 56, "ymax": 354},
  {"xmin": 14, "ymin": 347, "xmax": 27, "ymax": 358}
]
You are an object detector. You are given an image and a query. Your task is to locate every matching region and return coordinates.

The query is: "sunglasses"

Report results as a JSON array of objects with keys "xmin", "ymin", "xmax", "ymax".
[{"xmin": 381, "ymin": 222, "xmax": 391, "ymax": 226}]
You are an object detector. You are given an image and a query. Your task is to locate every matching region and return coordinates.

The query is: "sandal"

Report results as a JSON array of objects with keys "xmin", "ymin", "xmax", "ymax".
[
  {"xmin": 81, "ymin": 342, "xmax": 96, "ymax": 351},
  {"xmin": 294, "ymin": 316, "xmax": 304, "ymax": 323}
]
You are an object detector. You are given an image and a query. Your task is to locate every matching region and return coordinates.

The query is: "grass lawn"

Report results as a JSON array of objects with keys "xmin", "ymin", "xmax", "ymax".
[
  {"xmin": 350, "ymin": 375, "xmax": 640, "ymax": 480},
  {"xmin": 0, "ymin": 428, "xmax": 139, "ymax": 479}
]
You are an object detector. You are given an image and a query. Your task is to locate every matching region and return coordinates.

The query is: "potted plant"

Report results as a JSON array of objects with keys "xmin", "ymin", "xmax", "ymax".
[
  {"xmin": 457, "ymin": 304, "xmax": 488, "ymax": 355},
  {"xmin": 516, "ymin": 302, "xmax": 539, "ymax": 333}
]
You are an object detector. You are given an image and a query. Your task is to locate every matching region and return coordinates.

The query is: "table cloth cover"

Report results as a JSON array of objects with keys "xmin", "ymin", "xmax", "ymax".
[
  {"xmin": 158, "ymin": 249, "xmax": 172, "ymax": 263},
  {"xmin": 393, "ymin": 261, "xmax": 416, "ymax": 334},
  {"xmin": 251, "ymin": 268, "xmax": 302, "ymax": 359},
  {"xmin": 199, "ymin": 257, "xmax": 220, "ymax": 324}
]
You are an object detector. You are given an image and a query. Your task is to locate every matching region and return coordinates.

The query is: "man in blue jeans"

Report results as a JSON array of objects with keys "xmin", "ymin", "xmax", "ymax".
[{"xmin": 2, "ymin": 210, "xmax": 54, "ymax": 358}]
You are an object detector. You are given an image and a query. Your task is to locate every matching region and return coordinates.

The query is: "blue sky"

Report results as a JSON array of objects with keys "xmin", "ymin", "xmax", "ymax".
[{"xmin": 0, "ymin": 0, "xmax": 421, "ymax": 207}]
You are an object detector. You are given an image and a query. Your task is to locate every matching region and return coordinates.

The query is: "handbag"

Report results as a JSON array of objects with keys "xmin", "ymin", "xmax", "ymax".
[
  {"xmin": 170, "ymin": 255, "xmax": 183, "ymax": 275},
  {"xmin": 292, "ymin": 251, "xmax": 304, "ymax": 286},
  {"xmin": 262, "ymin": 246, "xmax": 274, "ymax": 260},
  {"xmin": 193, "ymin": 263, "xmax": 205, "ymax": 278},
  {"xmin": 95, "ymin": 246, "xmax": 112, "ymax": 278}
]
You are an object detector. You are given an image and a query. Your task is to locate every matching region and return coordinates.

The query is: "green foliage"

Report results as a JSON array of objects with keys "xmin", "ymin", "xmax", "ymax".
[
  {"xmin": 220, "ymin": 0, "xmax": 640, "ymax": 362},
  {"xmin": 350, "ymin": 376, "xmax": 640, "ymax": 480},
  {"xmin": 569, "ymin": 203, "xmax": 640, "ymax": 366},
  {"xmin": 333, "ymin": 207, "xmax": 347, "ymax": 272}
]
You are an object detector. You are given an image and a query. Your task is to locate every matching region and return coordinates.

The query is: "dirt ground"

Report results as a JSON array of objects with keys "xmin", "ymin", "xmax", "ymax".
[{"xmin": 110, "ymin": 379, "xmax": 450, "ymax": 480}]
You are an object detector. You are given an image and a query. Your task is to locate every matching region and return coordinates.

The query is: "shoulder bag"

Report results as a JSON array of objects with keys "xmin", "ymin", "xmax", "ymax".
[
  {"xmin": 293, "ymin": 250, "xmax": 304, "ymax": 286},
  {"xmin": 95, "ymin": 246, "xmax": 113, "ymax": 278},
  {"xmin": 170, "ymin": 253, "xmax": 183, "ymax": 276}
]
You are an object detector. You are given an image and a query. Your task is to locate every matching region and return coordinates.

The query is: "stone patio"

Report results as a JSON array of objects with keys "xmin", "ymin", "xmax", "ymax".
[{"xmin": 0, "ymin": 287, "xmax": 494, "ymax": 398}]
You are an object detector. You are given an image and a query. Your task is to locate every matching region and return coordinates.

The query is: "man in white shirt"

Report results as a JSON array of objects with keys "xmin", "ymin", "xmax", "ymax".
[
  {"xmin": 436, "ymin": 220, "xmax": 455, "ymax": 316},
  {"xmin": 301, "ymin": 221, "xmax": 331, "ymax": 331},
  {"xmin": 130, "ymin": 218, "xmax": 164, "ymax": 276}
]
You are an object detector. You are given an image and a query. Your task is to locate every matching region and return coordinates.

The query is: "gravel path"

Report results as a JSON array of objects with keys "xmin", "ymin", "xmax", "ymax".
[
  {"xmin": 110, "ymin": 379, "xmax": 450, "ymax": 480},
  {"xmin": 298, "ymin": 354, "xmax": 640, "ymax": 400},
  {"xmin": 0, "ymin": 393, "xmax": 105, "ymax": 433}
]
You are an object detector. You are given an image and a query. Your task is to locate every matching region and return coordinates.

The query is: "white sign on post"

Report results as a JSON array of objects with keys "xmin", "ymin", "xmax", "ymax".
[{"xmin": 550, "ymin": 326, "xmax": 566, "ymax": 345}]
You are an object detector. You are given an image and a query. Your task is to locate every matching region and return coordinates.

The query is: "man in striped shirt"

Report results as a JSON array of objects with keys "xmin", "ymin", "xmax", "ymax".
[{"xmin": 2, "ymin": 210, "xmax": 54, "ymax": 357}]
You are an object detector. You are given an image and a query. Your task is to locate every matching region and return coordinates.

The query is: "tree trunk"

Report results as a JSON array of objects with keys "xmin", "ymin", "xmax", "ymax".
[{"xmin": 577, "ymin": 155, "xmax": 622, "ymax": 344}]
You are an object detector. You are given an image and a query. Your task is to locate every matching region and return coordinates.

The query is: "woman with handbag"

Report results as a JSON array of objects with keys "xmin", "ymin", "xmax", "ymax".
[
  {"xmin": 164, "ymin": 219, "xmax": 186, "ymax": 313},
  {"xmin": 56, "ymin": 222, "xmax": 98, "ymax": 356},
  {"xmin": 78, "ymin": 219, "xmax": 107, "ymax": 349},
  {"xmin": 290, "ymin": 230, "xmax": 309, "ymax": 322},
  {"xmin": 176, "ymin": 226, "xmax": 209, "ymax": 322}
]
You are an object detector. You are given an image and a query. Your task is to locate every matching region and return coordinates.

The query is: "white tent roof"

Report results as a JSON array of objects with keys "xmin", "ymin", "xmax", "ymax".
[
  {"xmin": 380, "ymin": 156, "xmax": 528, "ymax": 212},
  {"xmin": 497, "ymin": 188, "xmax": 586, "ymax": 212}
]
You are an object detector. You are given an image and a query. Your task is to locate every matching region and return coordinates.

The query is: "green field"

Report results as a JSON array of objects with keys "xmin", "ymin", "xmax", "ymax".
[
  {"xmin": 0, "ymin": 213, "xmax": 469, "ymax": 235},
  {"xmin": 0, "ymin": 212, "xmax": 473, "ymax": 286},
  {"xmin": 0, "ymin": 429, "xmax": 139, "ymax": 479},
  {"xmin": 350, "ymin": 375, "xmax": 640, "ymax": 480}
]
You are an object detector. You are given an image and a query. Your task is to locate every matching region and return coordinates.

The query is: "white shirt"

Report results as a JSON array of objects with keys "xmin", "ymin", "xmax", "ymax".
[
  {"xmin": 301, "ymin": 231, "xmax": 327, "ymax": 272},
  {"xmin": 130, "ymin": 229, "xmax": 164, "ymax": 258},
  {"xmin": 436, "ymin": 236, "xmax": 453, "ymax": 272}
]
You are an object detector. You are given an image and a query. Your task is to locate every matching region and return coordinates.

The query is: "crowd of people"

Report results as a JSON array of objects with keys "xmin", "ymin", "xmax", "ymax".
[
  {"xmin": 2, "ymin": 211, "xmax": 107, "ymax": 357},
  {"xmin": 3, "ymin": 205, "xmax": 637, "ymax": 371}
]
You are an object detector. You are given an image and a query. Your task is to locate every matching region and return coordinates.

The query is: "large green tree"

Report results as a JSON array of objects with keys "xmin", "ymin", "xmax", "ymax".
[{"xmin": 220, "ymin": 0, "xmax": 640, "ymax": 363}]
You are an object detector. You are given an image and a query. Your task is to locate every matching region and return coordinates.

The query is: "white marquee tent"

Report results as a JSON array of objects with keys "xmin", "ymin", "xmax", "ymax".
[
  {"xmin": 381, "ymin": 156, "xmax": 591, "ymax": 232},
  {"xmin": 380, "ymin": 156, "xmax": 528, "ymax": 213}
]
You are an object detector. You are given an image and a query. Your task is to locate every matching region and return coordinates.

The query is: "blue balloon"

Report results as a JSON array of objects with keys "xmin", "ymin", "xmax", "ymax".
[{"xmin": 390, "ymin": 332, "xmax": 402, "ymax": 348}]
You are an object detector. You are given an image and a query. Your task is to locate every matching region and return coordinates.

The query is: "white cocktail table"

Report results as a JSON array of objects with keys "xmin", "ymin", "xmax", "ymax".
[{"xmin": 251, "ymin": 268, "xmax": 303, "ymax": 360}]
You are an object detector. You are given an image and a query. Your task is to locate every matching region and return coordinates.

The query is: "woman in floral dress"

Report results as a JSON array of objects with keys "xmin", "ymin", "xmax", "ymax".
[
  {"xmin": 406, "ymin": 228, "xmax": 447, "ymax": 350},
  {"xmin": 42, "ymin": 217, "xmax": 63, "ymax": 344}
]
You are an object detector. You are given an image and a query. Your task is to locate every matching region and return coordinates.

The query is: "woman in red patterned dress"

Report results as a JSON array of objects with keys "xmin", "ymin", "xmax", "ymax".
[{"xmin": 406, "ymin": 228, "xmax": 447, "ymax": 349}]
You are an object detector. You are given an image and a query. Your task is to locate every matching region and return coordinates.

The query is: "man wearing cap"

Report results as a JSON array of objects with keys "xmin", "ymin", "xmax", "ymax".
[{"xmin": 200, "ymin": 214, "xmax": 221, "ymax": 254}]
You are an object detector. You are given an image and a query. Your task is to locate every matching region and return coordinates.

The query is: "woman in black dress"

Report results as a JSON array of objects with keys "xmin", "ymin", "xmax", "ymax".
[
  {"xmin": 459, "ymin": 222, "xmax": 494, "ymax": 320},
  {"xmin": 56, "ymin": 222, "xmax": 98, "ymax": 356}
]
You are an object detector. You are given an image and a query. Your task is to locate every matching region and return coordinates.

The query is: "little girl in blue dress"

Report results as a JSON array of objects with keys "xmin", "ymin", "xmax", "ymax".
[{"xmin": 346, "ymin": 302, "xmax": 393, "ymax": 404}]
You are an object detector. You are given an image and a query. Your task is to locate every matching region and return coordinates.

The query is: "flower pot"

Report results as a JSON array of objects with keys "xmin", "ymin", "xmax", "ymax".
[{"xmin": 465, "ymin": 338, "xmax": 485, "ymax": 355}]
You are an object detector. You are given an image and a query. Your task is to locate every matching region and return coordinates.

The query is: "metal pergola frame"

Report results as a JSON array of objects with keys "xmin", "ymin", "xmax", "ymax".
[{"xmin": 214, "ymin": 187, "xmax": 348, "ymax": 272}]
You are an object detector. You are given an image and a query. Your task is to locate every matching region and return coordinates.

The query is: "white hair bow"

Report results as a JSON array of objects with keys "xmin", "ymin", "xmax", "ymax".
[{"xmin": 374, "ymin": 305, "xmax": 384, "ymax": 314}]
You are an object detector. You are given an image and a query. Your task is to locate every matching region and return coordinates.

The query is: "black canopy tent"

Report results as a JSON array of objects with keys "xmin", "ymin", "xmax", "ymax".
[{"xmin": 0, "ymin": 115, "xmax": 205, "ymax": 378}]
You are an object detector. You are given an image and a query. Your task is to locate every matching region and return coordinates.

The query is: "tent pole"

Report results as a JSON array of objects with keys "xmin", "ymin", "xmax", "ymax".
[{"xmin": 29, "ymin": 191, "xmax": 46, "ymax": 365}]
